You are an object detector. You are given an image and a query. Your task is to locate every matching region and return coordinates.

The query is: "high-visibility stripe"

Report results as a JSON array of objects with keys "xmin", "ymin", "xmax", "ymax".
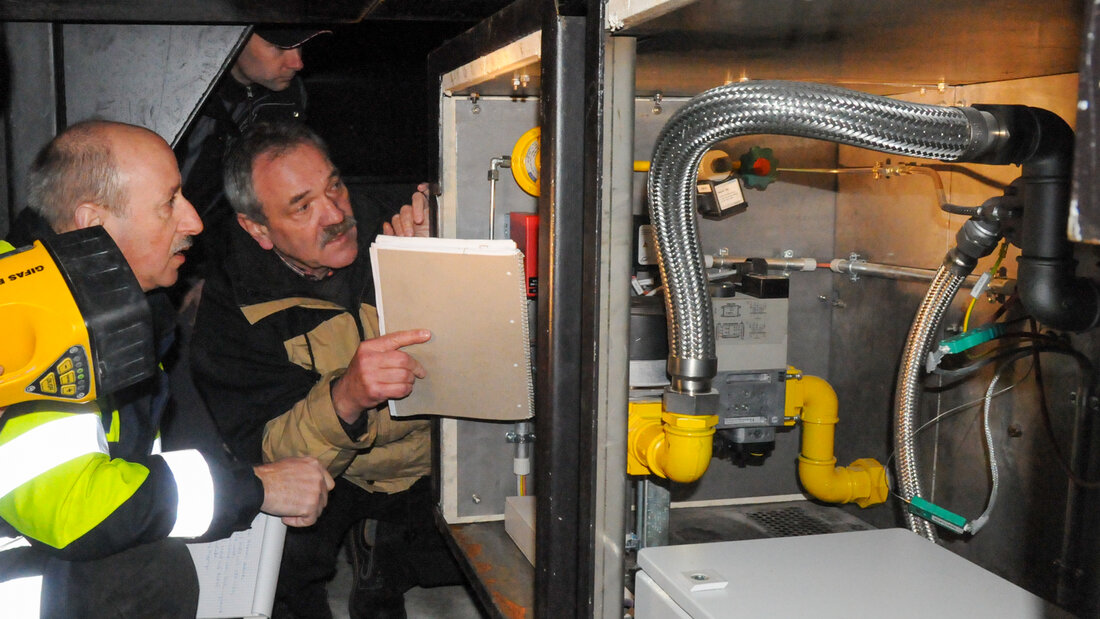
[
  {"xmin": 0, "ymin": 414, "xmax": 107, "ymax": 500},
  {"xmin": 0, "ymin": 575, "xmax": 42, "ymax": 618},
  {"xmin": 160, "ymin": 449, "xmax": 215, "ymax": 538},
  {"xmin": 0, "ymin": 240, "xmax": 14, "ymax": 253},
  {"xmin": 150, "ymin": 435, "xmax": 162, "ymax": 455},
  {"xmin": 103, "ymin": 409, "xmax": 120, "ymax": 443},
  {"xmin": 0, "ymin": 535, "xmax": 30, "ymax": 551}
]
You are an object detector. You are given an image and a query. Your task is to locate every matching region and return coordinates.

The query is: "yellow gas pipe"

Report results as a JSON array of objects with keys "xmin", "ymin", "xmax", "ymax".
[
  {"xmin": 787, "ymin": 369, "xmax": 889, "ymax": 507},
  {"xmin": 627, "ymin": 401, "xmax": 717, "ymax": 483}
]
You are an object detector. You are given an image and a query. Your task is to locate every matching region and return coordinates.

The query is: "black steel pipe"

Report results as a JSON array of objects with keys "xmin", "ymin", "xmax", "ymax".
[{"xmin": 977, "ymin": 105, "xmax": 1100, "ymax": 331}]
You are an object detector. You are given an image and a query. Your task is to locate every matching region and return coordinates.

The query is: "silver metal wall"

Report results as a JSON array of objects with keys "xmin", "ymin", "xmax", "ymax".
[
  {"xmin": 828, "ymin": 75, "xmax": 1096, "ymax": 603},
  {"xmin": 445, "ymin": 95, "xmax": 539, "ymax": 520},
  {"xmin": 2, "ymin": 23, "xmax": 243, "ymax": 229},
  {"xmin": 4, "ymin": 22, "xmax": 57, "ymax": 221},
  {"xmin": 60, "ymin": 24, "xmax": 245, "ymax": 145},
  {"xmin": 444, "ymin": 95, "xmax": 845, "ymax": 517}
]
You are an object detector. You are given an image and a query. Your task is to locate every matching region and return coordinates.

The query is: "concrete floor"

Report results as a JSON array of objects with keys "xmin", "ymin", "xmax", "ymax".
[{"xmin": 326, "ymin": 548, "xmax": 485, "ymax": 619}]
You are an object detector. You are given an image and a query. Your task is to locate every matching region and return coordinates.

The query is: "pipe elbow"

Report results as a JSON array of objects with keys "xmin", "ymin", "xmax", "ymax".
[
  {"xmin": 627, "ymin": 401, "xmax": 717, "ymax": 483},
  {"xmin": 661, "ymin": 413, "xmax": 718, "ymax": 483},
  {"xmin": 788, "ymin": 371, "xmax": 889, "ymax": 507},
  {"xmin": 798, "ymin": 457, "xmax": 889, "ymax": 508},
  {"xmin": 1016, "ymin": 257, "xmax": 1100, "ymax": 331}
]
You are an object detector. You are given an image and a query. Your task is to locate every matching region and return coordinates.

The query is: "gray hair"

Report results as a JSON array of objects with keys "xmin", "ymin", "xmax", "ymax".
[
  {"xmin": 25, "ymin": 119, "xmax": 127, "ymax": 231},
  {"xmin": 223, "ymin": 121, "xmax": 331, "ymax": 224}
]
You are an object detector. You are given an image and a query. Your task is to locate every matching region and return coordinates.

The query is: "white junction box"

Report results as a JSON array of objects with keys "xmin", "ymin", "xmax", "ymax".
[{"xmin": 635, "ymin": 528, "xmax": 1072, "ymax": 619}]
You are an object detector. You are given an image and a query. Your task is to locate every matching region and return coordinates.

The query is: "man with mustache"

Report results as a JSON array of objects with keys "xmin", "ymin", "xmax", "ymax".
[
  {"xmin": 0, "ymin": 120, "xmax": 334, "ymax": 618},
  {"xmin": 190, "ymin": 121, "xmax": 459, "ymax": 619}
]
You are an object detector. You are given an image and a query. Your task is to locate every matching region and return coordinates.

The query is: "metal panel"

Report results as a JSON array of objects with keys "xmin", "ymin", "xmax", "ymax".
[
  {"xmin": 828, "ymin": 76, "xmax": 1100, "ymax": 609},
  {"xmin": 451, "ymin": 420, "xmax": 526, "ymax": 520},
  {"xmin": 4, "ymin": 22, "xmax": 57, "ymax": 220},
  {"xmin": 1071, "ymin": 0, "xmax": 1100, "ymax": 242},
  {"xmin": 593, "ymin": 33, "xmax": 635, "ymax": 619},
  {"xmin": 452, "ymin": 97, "xmax": 538, "ymax": 239},
  {"xmin": 533, "ymin": 9, "xmax": 598, "ymax": 617},
  {"xmin": 437, "ymin": 97, "xmax": 538, "ymax": 522},
  {"xmin": 0, "ymin": 0, "xmax": 373, "ymax": 23},
  {"xmin": 621, "ymin": 0, "xmax": 1083, "ymax": 98},
  {"xmin": 60, "ymin": 24, "xmax": 245, "ymax": 146}
]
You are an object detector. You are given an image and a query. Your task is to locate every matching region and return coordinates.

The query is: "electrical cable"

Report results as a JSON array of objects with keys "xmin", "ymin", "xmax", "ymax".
[
  {"xmin": 914, "ymin": 361, "xmax": 1033, "ymax": 435},
  {"xmin": 885, "ymin": 364, "xmax": 1031, "ymax": 505},
  {"xmin": 941, "ymin": 203, "xmax": 983, "ymax": 216},
  {"xmin": 967, "ymin": 356, "xmax": 1015, "ymax": 534},
  {"xmin": 1029, "ymin": 319, "xmax": 1100, "ymax": 488},
  {"xmin": 928, "ymin": 343, "xmax": 1070, "ymax": 383},
  {"xmin": 927, "ymin": 327, "xmax": 1070, "ymax": 387},
  {"xmin": 962, "ymin": 241, "xmax": 1010, "ymax": 332}
]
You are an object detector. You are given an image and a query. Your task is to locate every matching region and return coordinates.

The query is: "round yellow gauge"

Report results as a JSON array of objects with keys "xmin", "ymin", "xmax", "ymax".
[{"xmin": 511, "ymin": 126, "xmax": 541, "ymax": 196}]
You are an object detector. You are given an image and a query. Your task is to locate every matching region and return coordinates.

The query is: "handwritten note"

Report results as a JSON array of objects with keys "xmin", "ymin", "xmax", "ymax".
[{"xmin": 186, "ymin": 513, "xmax": 286, "ymax": 618}]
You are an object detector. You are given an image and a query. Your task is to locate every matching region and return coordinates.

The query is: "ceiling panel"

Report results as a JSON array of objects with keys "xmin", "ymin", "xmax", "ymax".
[
  {"xmin": 625, "ymin": 0, "xmax": 1085, "ymax": 96},
  {"xmin": 0, "ymin": 0, "xmax": 514, "ymax": 24}
]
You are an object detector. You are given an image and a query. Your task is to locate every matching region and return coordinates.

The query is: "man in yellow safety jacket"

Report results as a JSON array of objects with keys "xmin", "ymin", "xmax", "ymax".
[{"xmin": 0, "ymin": 119, "xmax": 336, "ymax": 618}]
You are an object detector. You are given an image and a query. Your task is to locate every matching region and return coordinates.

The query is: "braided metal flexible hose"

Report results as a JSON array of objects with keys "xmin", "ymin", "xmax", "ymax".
[
  {"xmin": 892, "ymin": 266, "xmax": 966, "ymax": 541},
  {"xmin": 647, "ymin": 80, "xmax": 983, "ymax": 394},
  {"xmin": 647, "ymin": 81, "xmax": 997, "ymax": 537}
]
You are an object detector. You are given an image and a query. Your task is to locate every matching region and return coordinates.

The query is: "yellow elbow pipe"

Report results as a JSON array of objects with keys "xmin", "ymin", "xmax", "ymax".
[
  {"xmin": 788, "ymin": 369, "xmax": 889, "ymax": 508},
  {"xmin": 627, "ymin": 400, "xmax": 718, "ymax": 483}
]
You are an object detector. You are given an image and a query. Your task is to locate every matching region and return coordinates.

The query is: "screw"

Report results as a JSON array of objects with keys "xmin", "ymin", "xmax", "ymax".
[
  {"xmin": 782, "ymin": 249, "xmax": 795, "ymax": 258},
  {"xmin": 690, "ymin": 573, "xmax": 709, "ymax": 581},
  {"xmin": 471, "ymin": 494, "xmax": 482, "ymax": 504}
]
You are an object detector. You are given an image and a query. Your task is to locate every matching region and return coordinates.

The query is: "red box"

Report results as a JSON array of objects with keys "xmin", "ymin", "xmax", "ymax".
[{"xmin": 509, "ymin": 213, "xmax": 538, "ymax": 298}]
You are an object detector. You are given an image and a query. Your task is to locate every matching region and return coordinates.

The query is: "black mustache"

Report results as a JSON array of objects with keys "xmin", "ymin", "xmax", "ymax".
[{"xmin": 320, "ymin": 215, "xmax": 357, "ymax": 246}]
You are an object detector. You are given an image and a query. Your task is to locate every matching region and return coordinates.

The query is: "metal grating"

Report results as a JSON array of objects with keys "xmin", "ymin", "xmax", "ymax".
[{"xmin": 747, "ymin": 506, "xmax": 838, "ymax": 537}]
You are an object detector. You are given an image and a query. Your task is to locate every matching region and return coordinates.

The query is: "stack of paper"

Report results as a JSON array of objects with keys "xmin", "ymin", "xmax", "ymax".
[{"xmin": 370, "ymin": 236, "xmax": 534, "ymax": 421}]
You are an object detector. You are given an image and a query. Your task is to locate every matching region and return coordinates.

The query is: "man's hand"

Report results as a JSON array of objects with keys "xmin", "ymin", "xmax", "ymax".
[
  {"xmin": 254, "ymin": 457, "xmax": 334, "ymax": 527},
  {"xmin": 382, "ymin": 183, "xmax": 432, "ymax": 238},
  {"xmin": 330, "ymin": 329, "xmax": 431, "ymax": 423}
]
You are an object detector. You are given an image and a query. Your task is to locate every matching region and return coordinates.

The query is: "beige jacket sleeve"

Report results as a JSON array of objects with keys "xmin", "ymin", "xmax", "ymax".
[{"xmin": 261, "ymin": 368, "xmax": 376, "ymax": 475}]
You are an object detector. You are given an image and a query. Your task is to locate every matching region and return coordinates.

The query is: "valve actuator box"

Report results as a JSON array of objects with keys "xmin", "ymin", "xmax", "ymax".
[{"xmin": 711, "ymin": 265, "xmax": 789, "ymax": 443}]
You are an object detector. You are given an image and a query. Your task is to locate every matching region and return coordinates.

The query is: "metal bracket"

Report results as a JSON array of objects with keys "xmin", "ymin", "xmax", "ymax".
[
  {"xmin": 847, "ymin": 252, "xmax": 863, "ymax": 282},
  {"xmin": 506, "ymin": 431, "xmax": 536, "ymax": 444}
]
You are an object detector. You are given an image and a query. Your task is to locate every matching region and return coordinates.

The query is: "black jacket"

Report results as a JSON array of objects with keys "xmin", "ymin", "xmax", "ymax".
[
  {"xmin": 174, "ymin": 75, "xmax": 308, "ymax": 277},
  {"xmin": 190, "ymin": 204, "xmax": 430, "ymax": 495}
]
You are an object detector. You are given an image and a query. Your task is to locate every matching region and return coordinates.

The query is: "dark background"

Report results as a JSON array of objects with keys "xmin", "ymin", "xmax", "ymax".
[{"xmin": 301, "ymin": 20, "xmax": 473, "ymax": 185}]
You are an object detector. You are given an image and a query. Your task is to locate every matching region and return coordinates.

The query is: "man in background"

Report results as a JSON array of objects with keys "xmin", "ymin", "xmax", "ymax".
[{"xmin": 175, "ymin": 27, "xmax": 329, "ymax": 276}]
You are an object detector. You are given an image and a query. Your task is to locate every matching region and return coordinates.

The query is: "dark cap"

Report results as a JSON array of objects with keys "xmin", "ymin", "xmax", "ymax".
[{"xmin": 253, "ymin": 27, "xmax": 331, "ymax": 49}]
